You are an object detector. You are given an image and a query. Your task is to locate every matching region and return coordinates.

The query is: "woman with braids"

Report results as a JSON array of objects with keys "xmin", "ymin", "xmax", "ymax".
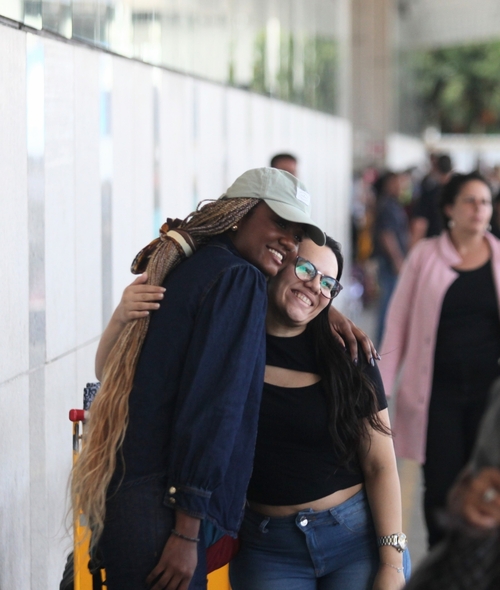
[
  {"xmin": 72, "ymin": 167, "xmax": 326, "ymax": 590},
  {"xmin": 105, "ymin": 235, "xmax": 408, "ymax": 589}
]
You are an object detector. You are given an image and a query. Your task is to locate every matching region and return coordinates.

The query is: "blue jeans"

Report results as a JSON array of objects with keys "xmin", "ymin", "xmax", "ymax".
[
  {"xmin": 376, "ymin": 257, "xmax": 398, "ymax": 346},
  {"xmin": 230, "ymin": 490, "xmax": 411, "ymax": 590},
  {"xmin": 99, "ymin": 474, "xmax": 208, "ymax": 589}
]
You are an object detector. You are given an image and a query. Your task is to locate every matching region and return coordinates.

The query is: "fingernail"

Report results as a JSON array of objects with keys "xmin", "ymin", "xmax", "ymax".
[
  {"xmin": 162, "ymin": 287, "xmax": 166, "ymax": 292},
  {"xmin": 376, "ymin": 352, "xmax": 381, "ymax": 360},
  {"xmin": 354, "ymin": 357, "xmax": 358, "ymax": 366},
  {"xmin": 370, "ymin": 357, "xmax": 375, "ymax": 367}
]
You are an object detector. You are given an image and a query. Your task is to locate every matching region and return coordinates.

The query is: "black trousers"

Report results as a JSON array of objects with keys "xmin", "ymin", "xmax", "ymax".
[
  {"xmin": 99, "ymin": 474, "xmax": 207, "ymax": 589},
  {"xmin": 423, "ymin": 391, "xmax": 488, "ymax": 548}
]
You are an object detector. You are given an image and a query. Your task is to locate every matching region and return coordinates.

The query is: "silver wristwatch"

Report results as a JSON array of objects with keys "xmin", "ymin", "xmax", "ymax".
[{"xmin": 377, "ymin": 532, "xmax": 407, "ymax": 552}]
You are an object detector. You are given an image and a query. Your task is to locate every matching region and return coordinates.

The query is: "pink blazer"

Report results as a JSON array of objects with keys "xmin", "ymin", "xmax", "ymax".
[{"xmin": 379, "ymin": 231, "xmax": 500, "ymax": 464}]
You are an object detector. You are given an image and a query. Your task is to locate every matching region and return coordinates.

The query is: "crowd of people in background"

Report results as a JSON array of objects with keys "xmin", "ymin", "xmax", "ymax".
[
  {"xmin": 352, "ymin": 153, "xmax": 500, "ymax": 560},
  {"xmin": 351, "ymin": 153, "xmax": 500, "ymax": 345}
]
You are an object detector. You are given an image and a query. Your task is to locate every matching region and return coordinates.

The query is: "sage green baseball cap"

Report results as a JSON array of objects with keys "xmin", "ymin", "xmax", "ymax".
[{"xmin": 221, "ymin": 167, "xmax": 326, "ymax": 246}]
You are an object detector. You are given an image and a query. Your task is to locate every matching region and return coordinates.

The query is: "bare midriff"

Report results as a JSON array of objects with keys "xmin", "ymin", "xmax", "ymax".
[{"xmin": 248, "ymin": 483, "xmax": 363, "ymax": 517}]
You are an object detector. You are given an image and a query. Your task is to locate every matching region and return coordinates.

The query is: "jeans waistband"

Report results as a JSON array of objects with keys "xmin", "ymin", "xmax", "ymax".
[{"xmin": 245, "ymin": 488, "xmax": 367, "ymax": 526}]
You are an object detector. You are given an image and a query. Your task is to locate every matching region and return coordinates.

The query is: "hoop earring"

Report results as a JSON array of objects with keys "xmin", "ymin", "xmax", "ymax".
[
  {"xmin": 448, "ymin": 220, "xmax": 455, "ymax": 229},
  {"xmin": 231, "ymin": 225, "xmax": 238, "ymax": 232}
]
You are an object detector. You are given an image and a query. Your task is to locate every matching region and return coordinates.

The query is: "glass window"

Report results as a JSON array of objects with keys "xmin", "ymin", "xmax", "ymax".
[{"xmin": 0, "ymin": 0, "xmax": 346, "ymax": 115}]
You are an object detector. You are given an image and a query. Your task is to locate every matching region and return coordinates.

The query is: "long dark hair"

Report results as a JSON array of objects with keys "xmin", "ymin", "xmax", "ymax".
[{"xmin": 309, "ymin": 236, "xmax": 391, "ymax": 466}]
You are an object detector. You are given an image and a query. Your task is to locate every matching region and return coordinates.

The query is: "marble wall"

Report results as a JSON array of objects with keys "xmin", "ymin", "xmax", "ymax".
[{"xmin": 0, "ymin": 22, "xmax": 351, "ymax": 589}]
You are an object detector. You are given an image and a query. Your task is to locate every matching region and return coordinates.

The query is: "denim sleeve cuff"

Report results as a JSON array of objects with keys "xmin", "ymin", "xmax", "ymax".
[{"xmin": 163, "ymin": 481, "xmax": 212, "ymax": 520}]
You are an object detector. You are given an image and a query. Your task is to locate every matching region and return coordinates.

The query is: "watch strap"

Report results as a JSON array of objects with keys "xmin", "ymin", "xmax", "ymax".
[{"xmin": 378, "ymin": 533, "xmax": 406, "ymax": 552}]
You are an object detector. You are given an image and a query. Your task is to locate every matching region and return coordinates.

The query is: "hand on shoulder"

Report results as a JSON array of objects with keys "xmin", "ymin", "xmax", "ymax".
[{"xmin": 113, "ymin": 272, "xmax": 166, "ymax": 324}]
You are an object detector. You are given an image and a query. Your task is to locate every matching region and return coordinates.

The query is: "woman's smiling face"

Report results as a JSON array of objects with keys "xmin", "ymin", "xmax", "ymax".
[
  {"xmin": 229, "ymin": 202, "xmax": 306, "ymax": 277},
  {"xmin": 267, "ymin": 238, "xmax": 339, "ymax": 331}
]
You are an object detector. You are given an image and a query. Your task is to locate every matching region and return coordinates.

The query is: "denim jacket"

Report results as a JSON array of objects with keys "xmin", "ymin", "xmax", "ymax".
[{"xmin": 118, "ymin": 235, "xmax": 267, "ymax": 535}]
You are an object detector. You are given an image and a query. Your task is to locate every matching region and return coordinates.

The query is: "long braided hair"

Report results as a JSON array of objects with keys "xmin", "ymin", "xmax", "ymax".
[{"xmin": 71, "ymin": 197, "xmax": 260, "ymax": 545}]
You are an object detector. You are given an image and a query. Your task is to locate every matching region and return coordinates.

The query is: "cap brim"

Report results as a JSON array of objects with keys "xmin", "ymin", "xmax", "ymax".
[{"xmin": 264, "ymin": 200, "xmax": 326, "ymax": 246}]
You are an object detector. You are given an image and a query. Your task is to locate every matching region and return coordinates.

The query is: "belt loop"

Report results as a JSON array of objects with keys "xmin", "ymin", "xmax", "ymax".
[
  {"xmin": 258, "ymin": 517, "xmax": 270, "ymax": 533},
  {"xmin": 328, "ymin": 507, "xmax": 340, "ymax": 525}
]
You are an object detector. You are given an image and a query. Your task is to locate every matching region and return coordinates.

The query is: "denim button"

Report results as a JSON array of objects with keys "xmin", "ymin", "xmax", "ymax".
[
  {"xmin": 299, "ymin": 517, "xmax": 308, "ymax": 527},
  {"xmin": 169, "ymin": 497, "xmax": 176, "ymax": 504},
  {"xmin": 169, "ymin": 486, "xmax": 176, "ymax": 494}
]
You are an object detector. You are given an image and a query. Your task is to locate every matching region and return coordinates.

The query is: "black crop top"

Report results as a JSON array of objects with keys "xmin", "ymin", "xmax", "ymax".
[
  {"xmin": 432, "ymin": 259, "xmax": 500, "ymax": 400},
  {"xmin": 434, "ymin": 259, "xmax": 500, "ymax": 367},
  {"xmin": 247, "ymin": 327, "xmax": 387, "ymax": 505}
]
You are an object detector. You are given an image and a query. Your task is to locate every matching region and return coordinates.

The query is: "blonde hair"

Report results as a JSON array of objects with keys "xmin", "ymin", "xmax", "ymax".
[{"xmin": 71, "ymin": 197, "xmax": 260, "ymax": 545}]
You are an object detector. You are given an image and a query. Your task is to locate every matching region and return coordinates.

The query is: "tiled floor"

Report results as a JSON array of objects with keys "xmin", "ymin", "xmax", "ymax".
[{"xmin": 399, "ymin": 458, "xmax": 427, "ymax": 569}]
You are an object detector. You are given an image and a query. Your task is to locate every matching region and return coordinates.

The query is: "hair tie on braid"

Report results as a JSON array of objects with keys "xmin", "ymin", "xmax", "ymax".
[{"xmin": 131, "ymin": 218, "xmax": 195, "ymax": 274}]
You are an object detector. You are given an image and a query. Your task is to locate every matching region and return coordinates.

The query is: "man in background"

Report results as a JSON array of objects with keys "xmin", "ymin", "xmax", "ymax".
[
  {"xmin": 270, "ymin": 153, "xmax": 298, "ymax": 177},
  {"xmin": 411, "ymin": 154, "xmax": 453, "ymax": 246},
  {"xmin": 373, "ymin": 171, "xmax": 409, "ymax": 345}
]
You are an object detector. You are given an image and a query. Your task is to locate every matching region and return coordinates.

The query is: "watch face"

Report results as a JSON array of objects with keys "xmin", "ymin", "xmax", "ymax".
[{"xmin": 397, "ymin": 533, "xmax": 407, "ymax": 550}]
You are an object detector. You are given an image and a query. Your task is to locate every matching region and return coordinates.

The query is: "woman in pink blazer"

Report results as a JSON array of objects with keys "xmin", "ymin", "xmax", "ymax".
[{"xmin": 380, "ymin": 172, "xmax": 500, "ymax": 547}]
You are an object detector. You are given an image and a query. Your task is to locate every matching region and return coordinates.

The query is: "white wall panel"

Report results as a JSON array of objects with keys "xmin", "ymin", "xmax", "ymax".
[
  {"xmin": 111, "ymin": 56, "xmax": 138, "ymax": 304},
  {"xmin": 249, "ymin": 94, "xmax": 273, "ymax": 169},
  {"xmin": 74, "ymin": 46, "xmax": 102, "ymax": 346},
  {"xmin": 76, "ymin": 340, "xmax": 100, "ymax": 393},
  {"xmin": 196, "ymin": 80, "xmax": 226, "ymax": 201},
  {"xmin": 44, "ymin": 355, "xmax": 77, "ymax": 590},
  {"xmin": 44, "ymin": 38, "xmax": 76, "ymax": 360},
  {"xmin": 225, "ymin": 88, "xmax": 252, "ymax": 184},
  {"xmin": 0, "ymin": 376, "xmax": 31, "ymax": 589},
  {"xmin": 335, "ymin": 118, "xmax": 353, "ymax": 241},
  {"xmin": 325, "ymin": 118, "xmax": 340, "ymax": 238},
  {"xmin": 269, "ymin": 100, "xmax": 292, "ymax": 157},
  {"xmin": 386, "ymin": 133, "xmax": 426, "ymax": 172},
  {"xmin": 286, "ymin": 107, "xmax": 322, "ymax": 232},
  {"xmin": 312, "ymin": 112, "xmax": 330, "ymax": 226},
  {"xmin": 331, "ymin": 117, "xmax": 352, "ymax": 276},
  {"xmin": 0, "ymin": 26, "xmax": 29, "ymax": 384},
  {"xmin": 131, "ymin": 62, "xmax": 155, "ymax": 251},
  {"xmin": 288, "ymin": 106, "xmax": 308, "ymax": 169},
  {"xmin": 159, "ymin": 71, "xmax": 195, "ymax": 220}
]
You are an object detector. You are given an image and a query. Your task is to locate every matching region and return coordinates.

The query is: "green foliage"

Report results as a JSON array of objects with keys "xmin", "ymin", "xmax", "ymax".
[
  {"xmin": 401, "ymin": 40, "xmax": 500, "ymax": 134},
  {"xmin": 251, "ymin": 30, "xmax": 267, "ymax": 95},
  {"xmin": 246, "ymin": 27, "xmax": 337, "ymax": 114},
  {"xmin": 304, "ymin": 35, "xmax": 337, "ymax": 113}
]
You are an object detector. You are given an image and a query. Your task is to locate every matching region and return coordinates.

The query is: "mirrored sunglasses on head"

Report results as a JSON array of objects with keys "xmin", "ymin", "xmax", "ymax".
[{"xmin": 294, "ymin": 257, "xmax": 343, "ymax": 299}]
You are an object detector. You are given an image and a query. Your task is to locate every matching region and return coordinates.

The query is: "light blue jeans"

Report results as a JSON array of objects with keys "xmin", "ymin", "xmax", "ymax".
[{"xmin": 230, "ymin": 490, "xmax": 411, "ymax": 590}]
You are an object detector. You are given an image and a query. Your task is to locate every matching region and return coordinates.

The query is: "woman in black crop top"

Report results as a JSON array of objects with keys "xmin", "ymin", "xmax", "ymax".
[
  {"xmin": 102, "ymin": 236, "xmax": 407, "ymax": 589},
  {"xmin": 229, "ymin": 236, "xmax": 409, "ymax": 590}
]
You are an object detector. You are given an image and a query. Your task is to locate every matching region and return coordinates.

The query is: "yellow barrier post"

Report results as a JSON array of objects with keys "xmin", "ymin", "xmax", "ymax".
[{"xmin": 72, "ymin": 418, "xmax": 95, "ymax": 589}]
